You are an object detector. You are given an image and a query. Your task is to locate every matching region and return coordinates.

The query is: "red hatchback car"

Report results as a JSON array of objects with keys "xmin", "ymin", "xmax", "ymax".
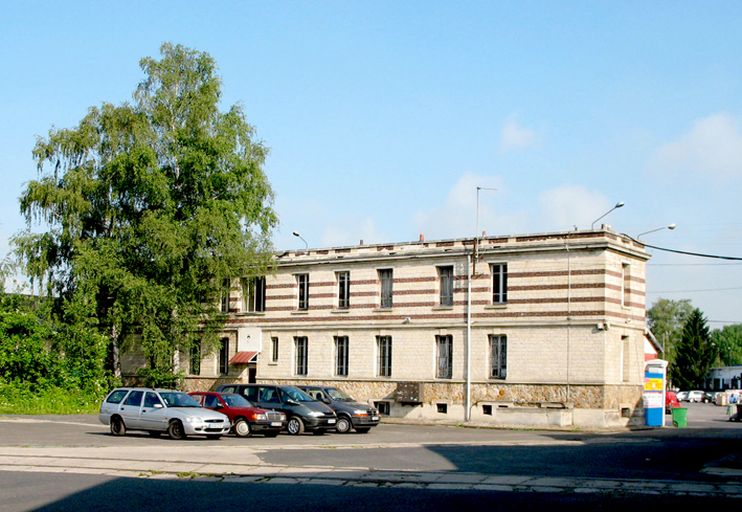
[
  {"xmin": 189, "ymin": 391, "xmax": 286, "ymax": 437},
  {"xmin": 665, "ymin": 390, "xmax": 681, "ymax": 413}
]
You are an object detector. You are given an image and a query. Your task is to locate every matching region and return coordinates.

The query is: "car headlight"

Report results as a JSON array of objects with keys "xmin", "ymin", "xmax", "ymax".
[
  {"xmin": 308, "ymin": 411, "xmax": 324, "ymax": 417},
  {"xmin": 352, "ymin": 409, "xmax": 369, "ymax": 416},
  {"xmin": 254, "ymin": 413, "xmax": 267, "ymax": 421},
  {"xmin": 184, "ymin": 416, "xmax": 198, "ymax": 423}
]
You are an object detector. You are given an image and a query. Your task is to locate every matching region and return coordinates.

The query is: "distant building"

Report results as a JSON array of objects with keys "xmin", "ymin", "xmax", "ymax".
[
  {"xmin": 123, "ymin": 227, "xmax": 651, "ymax": 429},
  {"xmin": 706, "ymin": 366, "xmax": 742, "ymax": 390}
]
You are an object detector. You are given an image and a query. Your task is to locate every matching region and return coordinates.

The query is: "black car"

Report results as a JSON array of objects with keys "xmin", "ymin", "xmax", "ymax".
[
  {"xmin": 299, "ymin": 385, "xmax": 380, "ymax": 434},
  {"xmin": 215, "ymin": 384, "xmax": 337, "ymax": 435}
]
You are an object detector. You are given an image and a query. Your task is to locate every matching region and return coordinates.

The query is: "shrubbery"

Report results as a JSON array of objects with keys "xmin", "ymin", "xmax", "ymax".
[{"xmin": 0, "ymin": 294, "xmax": 117, "ymax": 414}]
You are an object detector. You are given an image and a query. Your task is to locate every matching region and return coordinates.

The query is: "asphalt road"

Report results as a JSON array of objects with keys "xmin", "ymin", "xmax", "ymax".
[{"xmin": 0, "ymin": 402, "xmax": 740, "ymax": 511}]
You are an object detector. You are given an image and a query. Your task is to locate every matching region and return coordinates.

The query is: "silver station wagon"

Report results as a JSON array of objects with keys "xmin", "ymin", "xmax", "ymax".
[{"xmin": 99, "ymin": 387, "xmax": 231, "ymax": 440}]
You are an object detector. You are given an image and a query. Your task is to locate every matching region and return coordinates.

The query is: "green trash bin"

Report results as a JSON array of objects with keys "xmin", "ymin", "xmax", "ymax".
[{"xmin": 671, "ymin": 407, "xmax": 688, "ymax": 428}]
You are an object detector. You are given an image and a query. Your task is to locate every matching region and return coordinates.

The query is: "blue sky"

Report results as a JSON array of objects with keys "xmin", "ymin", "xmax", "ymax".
[{"xmin": 2, "ymin": 2, "xmax": 742, "ymax": 325}]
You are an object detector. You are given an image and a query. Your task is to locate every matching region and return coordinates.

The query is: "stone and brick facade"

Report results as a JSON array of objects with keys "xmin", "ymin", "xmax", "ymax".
[{"xmin": 129, "ymin": 228, "xmax": 651, "ymax": 429}]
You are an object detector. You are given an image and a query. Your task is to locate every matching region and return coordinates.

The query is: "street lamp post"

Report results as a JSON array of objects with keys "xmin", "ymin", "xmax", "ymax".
[
  {"xmin": 292, "ymin": 231, "xmax": 308, "ymax": 251},
  {"xmin": 591, "ymin": 202, "xmax": 624, "ymax": 230},
  {"xmin": 637, "ymin": 224, "xmax": 677, "ymax": 239}
]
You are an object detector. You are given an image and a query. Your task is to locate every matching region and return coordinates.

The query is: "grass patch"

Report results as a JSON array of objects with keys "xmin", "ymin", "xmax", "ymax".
[{"xmin": 0, "ymin": 384, "xmax": 104, "ymax": 414}]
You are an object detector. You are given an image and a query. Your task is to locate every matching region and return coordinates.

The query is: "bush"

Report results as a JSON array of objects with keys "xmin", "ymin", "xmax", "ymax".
[{"xmin": 0, "ymin": 382, "xmax": 109, "ymax": 414}]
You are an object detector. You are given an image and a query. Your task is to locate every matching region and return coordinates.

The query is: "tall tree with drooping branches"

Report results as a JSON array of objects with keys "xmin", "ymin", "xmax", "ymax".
[{"xmin": 14, "ymin": 43, "xmax": 277, "ymax": 384}]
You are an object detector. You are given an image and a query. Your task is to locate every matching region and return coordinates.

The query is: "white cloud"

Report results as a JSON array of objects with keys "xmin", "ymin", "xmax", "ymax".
[
  {"xmin": 321, "ymin": 217, "xmax": 388, "ymax": 247},
  {"xmin": 538, "ymin": 186, "xmax": 616, "ymax": 231},
  {"xmin": 649, "ymin": 113, "xmax": 742, "ymax": 178},
  {"xmin": 499, "ymin": 117, "xmax": 536, "ymax": 153}
]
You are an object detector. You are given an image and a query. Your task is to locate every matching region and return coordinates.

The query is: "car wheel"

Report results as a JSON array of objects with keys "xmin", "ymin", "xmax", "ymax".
[
  {"xmin": 335, "ymin": 417, "xmax": 352, "ymax": 434},
  {"xmin": 110, "ymin": 416, "xmax": 126, "ymax": 436},
  {"xmin": 355, "ymin": 427, "xmax": 371, "ymax": 434},
  {"xmin": 233, "ymin": 418, "xmax": 251, "ymax": 438},
  {"xmin": 168, "ymin": 420, "xmax": 187, "ymax": 440},
  {"xmin": 286, "ymin": 417, "xmax": 304, "ymax": 435}
]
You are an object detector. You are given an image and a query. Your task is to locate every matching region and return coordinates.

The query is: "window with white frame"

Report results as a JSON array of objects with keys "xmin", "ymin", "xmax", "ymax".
[
  {"xmin": 337, "ymin": 271, "xmax": 350, "ymax": 309},
  {"xmin": 491, "ymin": 263, "xmax": 508, "ymax": 304},
  {"xmin": 377, "ymin": 336, "xmax": 392, "ymax": 377},
  {"xmin": 489, "ymin": 334, "xmax": 507, "ymax": 379},
  {"xmin": 242, "ymin": 276, "xmax": 266, "ymax": 312},
  {"xmin": 436, "ymin": 335, "xmax": 453, "ymax": 379},
  {"xmin": 219, "ymin": 337, "xmax": 229, "ymax": 375},
  {"xmin": 220, "ymin": 279, "xmax": 231, "ymax": 313},
  {"xmin": 439, "ymin": 266, "xmax": 454, "ymax": 306},
  {"xmin": 335, "ymin": 336, "xmax": 349, "ymax": 376},
  {"xmin": 379, "ymin": 269, "xmax": 393, "ymax": 308},
  {"xmin": 271, "ymin": 337, "xmax": 279, "ymax": 362},
  {"xmin": 294, "ymin": 336, "xmax": 308, "ymax": 375},
  {"xmin": 296, "ymin": 273, "xmax": 309, "ymax": 310}
]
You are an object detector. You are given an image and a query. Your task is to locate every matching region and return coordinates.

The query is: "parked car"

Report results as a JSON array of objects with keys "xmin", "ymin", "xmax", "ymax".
[
  {"xmin": 215, "ymin": 384, "xmax": 337, "ymax": 435},
  {"xmin": 189, "ymin": 391, "xmax": 286, "ymax": 437},
  {"xmin": 298, "ymin": 385, "xmax": 380, "ymax": 434},
  {"xmin": 665, "ymin": 390, "xmax": 681, "ymax": 413},
  {"xmin": 703, "ymin": 391, "xmax": 719, "ymax": 404},
  {"xmin": 676, "ymin": 391, "xmax": 689, "ymax": 402},
  {"xmin": 686, "ymin": 390, "xmax": 705, "ymax": 403},
  {"xmin": 99, "ymin": 387, "xmax": 230, "ymax": 440}
]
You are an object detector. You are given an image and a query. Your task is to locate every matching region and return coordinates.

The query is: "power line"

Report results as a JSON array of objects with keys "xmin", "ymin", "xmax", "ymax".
[
  {"xmin": 624, "ymin": 235, "xmax": 742, "ymax": 261},
  {"xmin": 647, "ymin": 286, "xmax": 742, "ymax": 294}
]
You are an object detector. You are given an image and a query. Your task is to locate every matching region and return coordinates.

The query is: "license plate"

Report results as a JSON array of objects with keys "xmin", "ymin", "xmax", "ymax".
[
  {"xmin": 328, "ymin": 419, "xmax": 336, "ymax": 424},
  {"xmin": 372, "ymin": 416, "xmax": 379, "ymax": 421},
  {"xmin": 270, "ymin": 422, "xmax": 282, "ymax": 427}
]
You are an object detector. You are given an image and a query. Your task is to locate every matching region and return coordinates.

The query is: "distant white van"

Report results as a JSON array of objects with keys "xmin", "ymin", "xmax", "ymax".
[{"xmin": 686, "ymin": 390, "xmax": 705, "ymax": 403}]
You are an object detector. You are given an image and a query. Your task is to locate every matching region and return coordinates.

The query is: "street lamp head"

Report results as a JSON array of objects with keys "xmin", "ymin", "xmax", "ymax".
[
  {"xmin": 591, "ymin": 201, "xmax": 625, "ymax": 230},
  {"xmin": 668, "ymin": 223, "xmax": 676, "ymax": 230},
  {"xmin": 292, "ymin": 231, "xmax": 300, "ymax": 237},
  {"xmin": 637, "ymin": 223, "xmax": 677, "ymax": 239}
]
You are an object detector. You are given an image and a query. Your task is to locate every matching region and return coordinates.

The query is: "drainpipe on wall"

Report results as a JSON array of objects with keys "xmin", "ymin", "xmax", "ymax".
[{"xmin": 465, "ymin": 246, "xmax": 473, "ymax": 422}]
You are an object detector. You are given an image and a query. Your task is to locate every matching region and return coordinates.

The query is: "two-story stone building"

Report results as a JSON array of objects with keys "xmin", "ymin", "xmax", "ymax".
[{"xmin": 164, "ymin": 227, "xmax": 650, "ymax": 429}]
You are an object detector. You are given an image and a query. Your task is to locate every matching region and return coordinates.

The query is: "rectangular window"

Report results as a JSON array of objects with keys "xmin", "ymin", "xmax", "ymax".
[
  {"xmin": 622, "ymin": 335, "xmax": 630, "ymax": 382},
  {"xmin": 491, "ymin": 263, "xmax": 508, "ymax": 304},
  {"xmin": 219, "ymin": 337, "xmax": 229, "ymax": 375},
  {"xmin": 337, "ymin": 271, "xmax": 350, "ymax": 309},
  {"xmin": 374, "ymin": 401, "xmax": 391, "ymax": 415},
  {"xmin": 242, "ymin": 276, "xmax": 266, "ymax": 312},
  {"xmin": 190, "ymin": 340, "xmax": 201, "ymax": 376},
  {"xmin": 377, "ymin": 336, "xmax": 392, "ymax": 377},
  {"xmin": 622, "ymin": 263, "xmax": 630, "ymax": 307},
  {"xmin": 220, "ymin": 278, "xmax": 231, "ymax": 313},
  {"xmin": 439, "ymin": 266, "xmax": 454, "ymax": 306},
  {"xmin": 295, "ymin": 336, "xmax": 308, "ymax": 376},
  {"xmin": 436, "ymin": 335, "xmax": 453, "ymax": 379},
  {"xmin": 489, "ymin": 335, "xmax": 507, "ymax": 379},
  {"xmin": 379, "ymin": 269, "xmax": 393, "ymax": 309},
  {"xmin": 335, "ymin": 336, "xmax": 349, "ymax": 376},
  {"xmin": 297, "ymin": 274, "xmax": 309, "ymax": 310},
  {"xmin": 271, "ymin": 337, "xmax": 279, "ymax": 362}
]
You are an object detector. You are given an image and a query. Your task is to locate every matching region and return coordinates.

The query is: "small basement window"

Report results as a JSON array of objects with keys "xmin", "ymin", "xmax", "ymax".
[
  {"xmin": 436, "ymin": 403, "xmax": 448, "ymax": 414},
  {"xmin": 482, "ymin": 404, "xmax": 493, "ymax": 415},
  {"xmin": 374, "ymin": 401, "xmax": 391, "ymax": 416}
]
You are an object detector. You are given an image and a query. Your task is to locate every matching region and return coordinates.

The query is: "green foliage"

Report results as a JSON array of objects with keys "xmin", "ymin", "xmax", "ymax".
[
  {"xmin": 647, "ymin": 298, "xmax": 694, "ymax": 365},
  {"xmin": 13, "ymin": 42, "xmax": 277, "ymax": 383},
  {"xmin": 711, "ymin": 324, "xmax": 742, "ymax": 366},
  {"xmin": 0, "ymin": 382, "xmax": 105, "ymax": 414},
  {"xmin": 670, "ymin": 308, "xmax": 717, "ymax": 389}
]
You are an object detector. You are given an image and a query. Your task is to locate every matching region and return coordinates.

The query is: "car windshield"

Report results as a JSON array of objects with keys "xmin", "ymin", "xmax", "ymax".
[
  {"xmin": 282, "ymin": 386, "xmax": 315, "ymax": 402},
  {"xmin": 326, "ymin": 387, "xmax": 354, "ymax": 401},
  {"xmin": 159, "ymin": 392, "xmax": 201, "ymax": 408},
  {"xmin": 222, "ymin": 393, "xmax": 252, "ymax": 407}
]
